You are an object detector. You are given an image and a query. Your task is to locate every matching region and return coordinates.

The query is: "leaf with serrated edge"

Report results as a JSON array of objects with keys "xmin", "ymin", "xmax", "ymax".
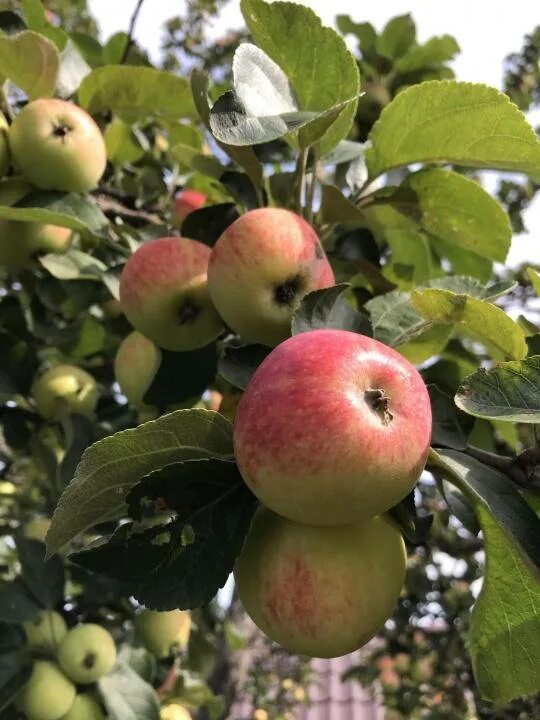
[
  {"xmin": 292, "ymin": 284, "xmax": 373, "ymax": 337},
  {"xmin": 0, "ymin": 191, "xmax": 108, "ymax": 235},
  {"xmin": 46, "ymin": 410, "xmax": 233, "ymax": 556},
  {"xmin": 455, "ymin": 356, "xmax": 540, "ymax": 423}
]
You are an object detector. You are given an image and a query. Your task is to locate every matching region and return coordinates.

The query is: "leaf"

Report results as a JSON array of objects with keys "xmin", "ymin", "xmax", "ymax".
[
  {"xmin": 292, "ymin": 284, "xmax": 373, "ymax": 337},
  {"xmin": 0, "ymin": 329, "xmax": 38, "ymax": 402},
  {"xmin": 528, "ymin": 267, "xmax": 540, "ymax": 295},
  {"xmin": 366, "ymin": 290, "xmax": 429, "ymax": 347},
  {"xmin": 117, "ymin": 646, "xmax": 156, "ymax": 685},
  {"xmin": 394, "ymin": 35, "xmax": 460, "ymax": 74},
  {"xmin": 180, "ymin": 203, "xmax": 239, "ymax": 247},
  {"xmin": 218, "ymin": 344, "xmax": 272, "ymax": 390},
  {"xmin": 78, "ymin": 66, "xmax": 197, "ymax": 123},
  {"xmin": 39, "ymin": 249, "xmax": 107, "ymax": 280},
  {"xmin": 376, "ymin": 14, "xmax": 415, "ymax": 60},
  {"xmin": 98, "ymin": 661, "xmax": 160, "ymax": 720},
  {"xmin": 0, "ymin": 624, "xmax": 32, "ymax": 713},
  {"xmin": 105, "ymin": 118, "xmax": 145, "ymax": 166},
  {"xmin": 0, "ymin": 579, "xmax": 40, "ymax": 623},
  {"xmin": 241, "ymin": 0, "xmax": 360, "ymax": 155},
  {"xmin": 72, "ymin": 458, "xmax": 258, "ymax": 610},
  {"xmin": 56, "ymin": 39, "xmax": 91, "ymax": 97},
  {"xmin": 455, "ymin": 356, "xmax": 540, "ymax": 423},
  {"xmin": 0, "ymin": 191, "xmax": 108, "ymax": 236},
  {"xmin": 388, "ymin": 491, "xmax": 433, "ymax": 544},
  {"xmin": 46, "ymin": 410, "xmax": 234, "ymax": 556},
  {"xmin": 428, "ymin": 385, "xmax": 474, "ymax": 450},
  {"xmin": 319, "ymin": 184, "xmax": 367, "ymax": 225},
  {"xmin": 0, "ymin": 30, "xmax": 59, "ymax": 98},
  {"xmin": 16, "ymin": 536, "xmax": 64, "ymax": 610},
  {"xmin": 366, "ymin": 81, "xmax": 540, "ymax": 179},
  {"xmin": 408, "ymin": 168, "xmax": 512, "ymax": 263},
  {"xmin": 411, "ymin": 288, "xmax": 527, "ymax": 360},
  {"xmin": 220, "ymin": 171, "xmax": 260, "ymax": 211}
]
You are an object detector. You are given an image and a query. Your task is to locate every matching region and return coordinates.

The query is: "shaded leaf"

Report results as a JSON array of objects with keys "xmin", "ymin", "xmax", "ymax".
[
  {"xmin": 39, "ymin": 249, "xmax": 107, "ymax": 280},
  {"xmin": 180, "ymin": 203, "xmax": 239, "ymax": 247},
  {"xmin": 16, "ymin": 536, "xmax": 64, "ymax": 609},
  {"xmin": 98, "ymin": 661, "xmax": 159, "ymax": 720},
  {"xmin": 292, "ymin": 284, "xmax": 373, "ymax": 337},
  {"xmin": 0, "ymin": 579, "xmax": 40, "ymax": 623},
  {"xmin": 428, "ymin": 385, "xmax": 474, "ymax": 450},
  {"xmin": 219, "ymin": 344, "xmax": 272, "ymax": 390}
]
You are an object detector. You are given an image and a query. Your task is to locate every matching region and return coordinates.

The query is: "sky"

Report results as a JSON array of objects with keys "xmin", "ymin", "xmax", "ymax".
[{"xmin": 87, "ymin": 0, "xmax": 540, "ymax": 264}]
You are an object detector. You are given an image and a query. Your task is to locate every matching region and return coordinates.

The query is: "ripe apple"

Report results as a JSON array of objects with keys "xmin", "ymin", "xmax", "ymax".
[
  {"xmin": 23, "ymin": 610, "xmax": 67, "ymax": 653},
  {"xmin": 207, "ymin": 208, "xmax": 335, "ymax": 346},
  {"xmin": 58, "ymin": 624, "xmax": 116, "ymax": 684},
  {"xmin": 23, "ymin": 516, "xmax": 52, "ymax": 543},
  {"xmin": 135, "ymin": 609, "xmax": 191, "ymax": 658},
  {"xmin": 9, "ymin": 98, "xmax": 107, "ymax": 193},
  {"xmin": 119, "ymin": 236, "xmax": 223, "ymax": 351},
  {"xmin": 0, "ymin": 220, "xmax": 72, "ymax": 270},
  {"xmin": 114, "ymin": 331, "xmax": 161, "ymax": 409},
  {"xmin": 32, "ymin": 365, "xmax": 99, "ymax": 421},
  {"xmin": 60, "ymin": 693, "xmax": 106, "ymax": 720},
  {"xmin": 234, "ymin": 329, "xmax": 432, "ymax": 526},
  {"xmin": 160, "ymin": 704, "xmax": 192, "ymax": 720},
  {"xmin": 0, "ymin": 111, "xmax": 10, "ymax": 178},
  {"xmin": 234, "ymin": 509, "xmax": 406, "ymax": 658},
  {"xmin": 17, "ymin": 660, "xmax": 76, "ymax": 720},
  {"xmin": 171, "ymin": 189, "xmax": 206, "ymax": 228}
]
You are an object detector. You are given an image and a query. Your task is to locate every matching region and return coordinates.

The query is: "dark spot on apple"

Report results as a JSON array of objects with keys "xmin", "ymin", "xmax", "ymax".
[
  {"xmin": 52, "ymin": 125, "xmax": 71, "ymax": 138},
  {"xmin": 365, "ymin": 388, "xmax": 393, "ymax": 426},
  {"xmin": 314, "ymin": 242, "xmax": 324, "ymax": 259},
  {"xmin": 178, "ymin": 300, "xmax": 199, "ymax": 324},
  {"xmin": 274, "ymin": 274, "xmax": 303, "ymax": 306},
  {"xmin": 83, "ymin": 652, "xmax": 96, "ymax": 669}
]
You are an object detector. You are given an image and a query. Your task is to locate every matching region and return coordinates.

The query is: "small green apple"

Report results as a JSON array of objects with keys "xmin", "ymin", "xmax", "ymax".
[
  {"xmin": 0, "ymin": 220, "xmax": 72, "ymax": 270},
  {"xmin": 57, "ymin": 624, "xmax": 116, "ymax": 684},
  {"xmin": 9, "ymin": 98, "xmax": 107, "ymax": 193},
  {"xmin": 18, "ymin": 661, "xmax": 76, "ymax": 720},
  {"xmin": 32, "ymin": 365, "xmax": 99, "ymax": 421},
  {"xmin": 60, "ymin": 693, "xmax": 106, "ymax": 720},
  {"xmin": 24, "ymin": 610, "xmax": 68, "ymax": 653},
  {"xmin": 114, "ymin": 331, "xmax": 161, "ymax": 409},
  {"xmin": 160, "ymin": 704, "xmax": 192, "ymax": 720},
  {"xmin": 23, "ymin": 517, "xmax": 51, "ymax": 543},
  {"xmin": 135, "ymin": 609, "xmax": 191, "ymax": 658},
  {"xmin": 0, "ymin": 111, "xmax": 10, "ymax": 178}
]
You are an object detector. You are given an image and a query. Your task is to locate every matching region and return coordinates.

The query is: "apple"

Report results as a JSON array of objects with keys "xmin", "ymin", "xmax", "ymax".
[
  {"xmin": 32, "ymin": 365, "xmax": 99, "ymax": 421},
  {"xmin": 135, "ymin": 609, "xmax": 191, "ymax": 658},
  {"xmin": 234, "ymin": 329, "xmax": 432, "ymax": 526},
  {"xmin": 57, "ymin": 624, "xmax": 116, "ymax": 684},
  {"xmin": 234, "ymin": 509, "xmax": 406, "ymax": 658},
  {"xmin": 114, "ymin": 331, "xmax": 161, "ymax": 409},
  {"xmin": 160, "ymin": 704, "xmax": 192, "ymax": 720},
  {"xmin": 0, "ymin": 111, "xmax": 10, "ymax": 178},
  {"xmin": 17, "ymin": 661, "xmax": 76, "ymax": 720},
  {"xmin": 0, "ymin": 220, "xmax": 72, "ymax": 270},
  {"xmin": 171, "ymin": 189, "xmax": 206, "ymax": 228},
  {"xmin": 207, "ymin": 208, "xmax": 335, "ymax": 346},
  {"xmin": 24, "ymin": 610, "xmax": 68, "ymax": 653},
  {"xmin": 9, "ymin": 98, "xmax": 107, "ymax": 193},
  {"xmin": 119, "ymin": 236, "xmax": 223, "ymax": 351},
  {"xmin": 23, "ymin": 517, "xmax": 52, "ymax": 543},
  {"xmin": 60, "ymin": 693, "xmax": 106, "ymax": 720}
]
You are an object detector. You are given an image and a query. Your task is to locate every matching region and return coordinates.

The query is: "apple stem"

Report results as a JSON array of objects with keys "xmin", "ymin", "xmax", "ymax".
[{"xmin": 365, "ymin": 388, "xmax": 393, "ymax": 426}]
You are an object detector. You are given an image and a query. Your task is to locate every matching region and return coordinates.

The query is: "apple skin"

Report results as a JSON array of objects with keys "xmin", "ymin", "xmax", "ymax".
[
  {"xmin": 160, "ymin": 704, "xmax": 192, "ymax": 720},
  {"xmin": 9, "ymin": 98, "xmax": 107, "ymax": 193},
  {"xmin": 119, "ymin": 236, "xmax": 223, "ymax": 351},
  {"xmin": 114, "ymin": 331, "xmax": 161, "ymax": 409},
  {"xmin": 23, "ymin": 517, "xmax": 52, "ymax": 543},
  {"xmin": 0, "ymin": 220, "xmax": 72, "ymax": 270},
  {"xmin": 17, "ymin": 661, "xmax": 76, "ymax": 720},
  {"xmin": 234, "ymin": 508, "xmax": 406, "ymax": 658},
  {"xmin": 32, "ymin": 365, "xmax": 99, "ymax": 421},
  {"xmin": 57, "ymin": 624, "xmax": 116, "ymax": 684},
  {"xmin": 207, "ymin": 208, "xmax": 335, "ymax": 346},
  {"xmin": 60, "ymin": 693, "xmax": 106, "ymax": 720},
  {"xmin": 234, "ymin": 329, "xmax": 432, "ymax": 526},
  {"xmin": 23, "ymin": 610, "xmax": 68, "ymax": 653},
  {"xmin": 171, "ymin": 190, "xmax": 206, "ymax": 228},
  {"xmin": 135, "ymin": 609, "xmax": 191, "ymax": 658},
  {"xmin": 0, "ymin": 112, "xmax": 10, "ymax": 178}
]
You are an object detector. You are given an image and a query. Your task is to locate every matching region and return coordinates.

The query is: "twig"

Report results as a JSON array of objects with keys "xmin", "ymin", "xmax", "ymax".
[
  {"xmin": 94, "ymin": 195, "xmax": 163, "ymax": 226},
  {"xmin": 305, "ymin": 147, "xmax": 318, "ymax": 224},
  {"xmin": 119, "ymin": 0, "xmax": 146, "ymax": 64},
  {"xmin": 295, "ymin": 147, "xmax": 308, "ymax": 216},
  {"xmin": 465, "ymin": 445, "xmax": 540, "ymax": 490}
]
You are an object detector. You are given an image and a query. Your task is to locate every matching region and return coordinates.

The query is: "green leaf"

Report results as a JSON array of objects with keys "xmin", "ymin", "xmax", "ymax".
[
  {"xmin": 78, "ymin": 66, "xmax": 197, "ymax": 123},
  {"xmin": 0, "ymin": 623, "xmax": 32, "ymax": 713},
  {"xmin": 56, "ymin": 39, "xmax": 91, "ymax": 97},
  {"xmin": 73, "ymin": 458, "xmax": 258, "ymax": 610},
  {"xmin": 366, "ymin": 81, "xmax": 540, "ymax": 179},
  {"xmin": 20, "ymin": 0, "xmax": 46, "ymax": 28},
  {"xmin": 292, "ymin": 284, "xmax": 373, "ymax": 337},
  {"xmin": 0, "ymin": 191, "xmax": 108, "ymax": 236},
  {"xmin": 117, "ymin": 646, "xmax": 156, "ymax": 685},
  {"xmin": 528, "ymin": 267, "xmax": 540, "ymax": 295},
  {"xmin": 104, "ymin": 117, "xmax": 145, "ymax": 166},
  {"xmin": 455, "ymin": 356, "xmax": 540, "ymax": 423},
  {"xmin": 241, "ymin": 0, "xmax": 360, "ymax": 155},
  {"xmin": 39, "ymin": 249, "xmax": 107, "ymax": 281},
  {"xmin": 411, "ymin": 288, "xmax": 527, "ymax": 360},
  {"xmin": 408, "ymin": 168, "xmax": 512, "ymax": 262},
  {"xmin": 0, "ymin": 329, "xmax": 38, "ymax": 402},
  {"xmin": 376, "ymin": 14, "xmax": 415, "ymax": 59},
  {"xmin": 46, "ymin": 410, "xmax": 234, "ymax": 556},
  {"xmin": 394, "ymin": 36, "xmax": 460, "ymax": 74},
  {"xmin": 0, "ymin": 30, "xmax": 59, "ymax": 98},
  {"xmin": 218, "ymin": 344, "xmax": 272, "ymax": 391},
  {"xmin": 0, "ymin": 579, "xmax": 40, "ymax": 623},
  {"xmin": 180, "ymin": 204, "xmax": 239, "ymax": 247},
  {"xmin": 429, "ymin": 385, "xmax": 474, "ymax": 450},
  {"xmin": 98, "ymin": 661, "xmax": 159, "ymax": 720},
  {"xmin": 319, "ymin": 184, "xmax": 367, "ymax": 225},
  {"xmin": 366, "ymin": 289, "xmax": 430, "ymax": 347},
  {"xmin": 336, "ymin": 17, "xmax": 377, "ymax": 58},
  {"xmin": 16, "ymin": 536, "xmax": 64, "ymax": 610}
]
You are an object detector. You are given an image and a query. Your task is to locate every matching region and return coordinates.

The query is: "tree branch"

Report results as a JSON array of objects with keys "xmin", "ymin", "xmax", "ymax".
[
  {"xmin": 94, "ymin": 195, "xmax": 163, "ymax": 226},
  {"xmin": 465, "ymin": 445, "xmax": 540, "ymax": 491},
  {"xmin": 119, "ymin": 0, "xmax": 146, "ymax": 64}
]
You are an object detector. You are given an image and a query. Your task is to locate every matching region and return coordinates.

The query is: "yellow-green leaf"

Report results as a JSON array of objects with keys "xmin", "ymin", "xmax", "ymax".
[{"xmin": 0, "ymin": 30, "xmax": 59, "ymax": 99}]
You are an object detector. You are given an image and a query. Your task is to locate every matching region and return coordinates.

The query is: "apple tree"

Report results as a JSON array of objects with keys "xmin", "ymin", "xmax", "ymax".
[{"xmin": 0, "ymin": 1, "xmax": 539, "ymax": 719}]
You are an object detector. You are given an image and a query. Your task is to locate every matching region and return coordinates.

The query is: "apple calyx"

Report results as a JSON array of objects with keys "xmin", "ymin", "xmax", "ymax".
[
  {"xmin": 83, "ymin": 651, "xmax": 97, "ymax": 669},
  {"xmin": 52, "ymin": 124, "xmax": 71, "ymax": 139},
  {"xmin": 273, "ymin": 274, "xmax": 304, "ymax": 306},
  {"xmin": 178, "ymin": 299, "xmax": 200, "ymax": 324},
  {"xmin": 365, "ymin": 388, "xmax": 394, "ymax": 426}
]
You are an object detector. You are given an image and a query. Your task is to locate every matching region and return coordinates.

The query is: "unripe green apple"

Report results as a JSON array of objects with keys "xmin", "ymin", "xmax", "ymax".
[
  {"xmin": 18, "ymin": 661, "xmax": 76, "ymax": 720},
  {"xmin": 119, "ymin": 236, "xmax": 223, "ymax": 351},
  {"xmin": 60, "ymin": 693, "xmax": 106, "ymax": 720},
  {"xmin": 234, "ymin": 329, "xmax": 432, "ymax": 526},
  {"xmin": 160, "ymin": 704, "xmax": 192, "ymax": 720},
  {"xmin": 135, "ymin": 609, "xmax": 191, "ymax": 658},
  {"xmin": 9, "ymin": 98, "xmax": 107, "ymax": 193},
  {"xmin": 0, "ymin": 220, "xmax": 72, "ymax": 270},
  {"xmin": 57, "ymin": 624, "xmax": 116, "ymax": 684},
  {"xmin": 0, "ymin": 111, "xmax": 10, "ymax": 178},
  {"xmin": 207, "ymin": 208, "xmax": 335, "ymax": 346},
  {"xmin": 23, "ymin": 516, "xmax": 52, "ymax": 543},
  {"xmin": 114, "ymin": 331, "xmax": 161, "ymax": 409},
  {"xmin": 32, "ymin": 365, "xmax": 99, "ymax": 421},
  {"xmin": 24, "ymin": 610, "xmax": 68, "ymax": 653},
  {"xmin": 235, "ymin": 509, "xmax": 406, "ymax": 658},
  {"xmin": 171, "ymin": 189, "xmax": 206, "ymax": 228}
]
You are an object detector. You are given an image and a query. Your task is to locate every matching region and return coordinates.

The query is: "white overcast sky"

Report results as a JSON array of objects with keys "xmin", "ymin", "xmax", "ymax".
[{"xmin": 88, "ymin": 0, "xmax": 540, "ymax": 264}]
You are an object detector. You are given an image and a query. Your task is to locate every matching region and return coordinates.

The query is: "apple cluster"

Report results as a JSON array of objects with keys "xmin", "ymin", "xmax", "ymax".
[{"xmin": 0, "ymin": 98, "xmax": 106, "ymax": 271}]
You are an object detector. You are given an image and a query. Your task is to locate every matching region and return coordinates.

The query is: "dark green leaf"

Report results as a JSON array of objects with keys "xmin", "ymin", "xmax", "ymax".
[
  {"xmin": 220, "ymin": 171, "xmax": 260, "ymax": 210},
  {"xmin": 0, "ymin": 330, "xmax": 38, "ymax": 402},
  {"xmin": 388, "ymin": 491, "xmax": 433, "ymax": 544},
  {"xmin": 16, "ymin": 536, "xmax": 64, "ymax": 610},
  {"xmin": 218, "ymin": 344, "xmax": 272, "ymax": 390},
  {"xmin": 180, "ymin": 203, "xmax": 239, "ymax": 247},
  {"xmin": 0, "ymin": 579, "xmax": 40, "ymax": 623},
  {"xmin": 428, "ymin": 385, "xmax": 474, "ymax": 450},
  {"xmin": 0, "ymin": 624, "xmax": 32, "ymax": 713},
  {"xmin": 292, "ymin": 284, "xmax": 373, "ymax": 337}
]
